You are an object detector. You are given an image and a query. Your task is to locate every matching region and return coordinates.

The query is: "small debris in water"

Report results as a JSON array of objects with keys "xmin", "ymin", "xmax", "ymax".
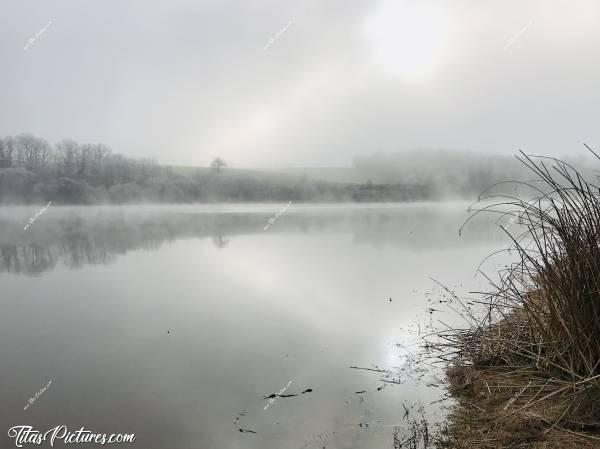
[
  {"xmin": 233, "ymin": 410, "xmax": 246, "ymax": 425},
  {"xmin": 354, "ymin": 390, "xmax": 367, "ymax": 394},
  {"xmin": 349, "ymin": 366, "xmax": 389, "ymax": 373},
  {"xmin": 238, "ymin": 429, "xmax": 257, "ymax": 434},
  {"xmin": 264, "ymin": 388, "xmax": 313, "ymax": 400}
]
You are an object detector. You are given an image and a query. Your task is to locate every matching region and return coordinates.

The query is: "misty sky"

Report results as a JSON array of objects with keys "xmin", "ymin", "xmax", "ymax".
[{"xmin": 1, "ymin": 0, "xmax": 599, "ymax": 167}]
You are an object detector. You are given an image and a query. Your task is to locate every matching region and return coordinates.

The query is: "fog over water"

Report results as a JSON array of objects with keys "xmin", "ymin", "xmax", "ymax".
[{"xmin": 0, "ymin": 204, "xmax": 512, "ymax": 448}]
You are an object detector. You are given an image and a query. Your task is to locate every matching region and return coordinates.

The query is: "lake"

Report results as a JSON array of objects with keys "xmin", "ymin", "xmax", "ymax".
[{"xmin": 0, "ymin": 203, "xmax": 509, "ymax": 449}]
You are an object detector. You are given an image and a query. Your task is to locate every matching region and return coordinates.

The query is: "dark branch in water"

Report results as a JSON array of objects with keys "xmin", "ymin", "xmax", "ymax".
[
  {"xmin": 263, "ymin": 388, "xmax": 313, "ymax": 400},
  {"xmin": 349, "ymin": 366, "xmax": 389, "ymax": 373}
]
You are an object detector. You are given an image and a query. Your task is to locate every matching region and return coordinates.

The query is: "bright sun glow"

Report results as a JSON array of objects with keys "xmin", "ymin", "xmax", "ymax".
[{"xmin": 363, "ymin": 1, "xmax": 454, "ymax": 82}]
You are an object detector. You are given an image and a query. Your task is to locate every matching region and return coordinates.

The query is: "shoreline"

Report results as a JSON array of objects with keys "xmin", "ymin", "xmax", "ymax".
[{"xmin": 425, "ymin": 151, "xmax": 600, "ymax": 448}]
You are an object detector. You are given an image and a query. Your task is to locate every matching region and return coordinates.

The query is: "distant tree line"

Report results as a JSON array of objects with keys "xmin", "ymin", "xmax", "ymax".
[
  {"xmin": 352, "ymin": 149, "xmax": 534, "ymax": 198},
  {"xmin": 0, "ymin": 134, "xmax": 546, "ymax": 204},
  {"xmin": 0, "ymin": 134, "xmax": 163, "ymax": 203}
]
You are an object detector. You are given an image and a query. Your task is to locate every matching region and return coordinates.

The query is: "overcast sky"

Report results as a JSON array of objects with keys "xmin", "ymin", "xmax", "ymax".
[{"xmin": 1, "ymin": 0, "xmax": 599, "ymax": 167}]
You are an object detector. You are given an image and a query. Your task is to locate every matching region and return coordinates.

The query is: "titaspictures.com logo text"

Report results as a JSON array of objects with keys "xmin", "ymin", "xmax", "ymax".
[{"xmin": 7, "ymin": 425, "xmax": 135, "ymax": 447}]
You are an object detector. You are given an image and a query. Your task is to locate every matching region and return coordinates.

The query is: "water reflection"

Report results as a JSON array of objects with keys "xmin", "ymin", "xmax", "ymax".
[
  {"xmin": 212, "ymin": 234, "xmax": 230, "ymax": 249},
  {"xmin": 0, "ymin": 204, "xmax": 501, "ymax": 276},
  {"xmin": 0, "ymin": 203, "xmax": 510, "ymax": 449}
]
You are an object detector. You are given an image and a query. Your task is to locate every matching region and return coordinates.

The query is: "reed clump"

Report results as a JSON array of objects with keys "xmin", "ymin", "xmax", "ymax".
[{"xmin": 430, "ymin": 148, "xmax": 600, "ymax": 448}]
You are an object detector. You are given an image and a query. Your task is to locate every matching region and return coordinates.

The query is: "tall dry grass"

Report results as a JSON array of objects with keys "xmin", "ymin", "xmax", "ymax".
[{"xmin": 428, "ymin": 147, "xmax": 600, "ymax": 447}]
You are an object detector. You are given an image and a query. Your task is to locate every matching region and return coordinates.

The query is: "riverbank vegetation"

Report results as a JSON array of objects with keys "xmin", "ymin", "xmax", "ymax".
[{"xmin": 427, "ymin": 148, "xmax": 600, "ymax": 448}]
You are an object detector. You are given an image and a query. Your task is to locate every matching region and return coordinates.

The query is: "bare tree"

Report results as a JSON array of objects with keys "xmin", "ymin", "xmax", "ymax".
[
  {"xmin": 75, "ymin": 143, "xmax": 93, "ymax": 176},
  {"xmin": 0, "ymin": 136, "xmax": 15, "ymax": 168},
  {"xmin": 56, "ymin": 139, "xmax": 79, "ymax": 175},
  {"xmin": 14, "ymin": 134, "xmax": 51, "ymax": 172},
  {"xmin": 210, "ymin": 157, "xmax": 227, "ymax": 173},
  {"xmin": 88, "ymin": 143, "xmax": 112, "ymax": 181}
]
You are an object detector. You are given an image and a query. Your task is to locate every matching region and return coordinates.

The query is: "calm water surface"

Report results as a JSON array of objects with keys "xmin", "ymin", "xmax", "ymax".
[{"xmin": 0, "ymin": 203, "xmax": 508, "ymax": 449}]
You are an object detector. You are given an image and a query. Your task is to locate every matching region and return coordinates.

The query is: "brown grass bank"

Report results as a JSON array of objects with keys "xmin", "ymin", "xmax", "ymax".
[{"xmin": 426, "ymin": 148, "xmax": 600, "ymax": 448}]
